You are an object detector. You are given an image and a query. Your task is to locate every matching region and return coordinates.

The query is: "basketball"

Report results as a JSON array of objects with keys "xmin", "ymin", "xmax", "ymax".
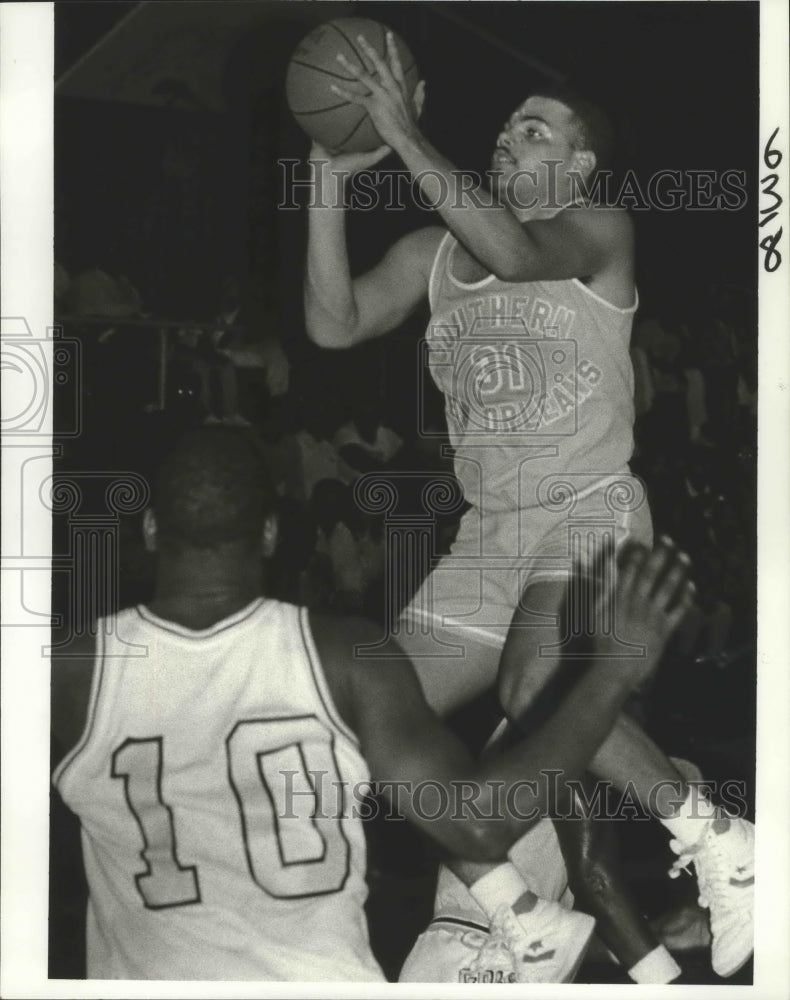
[{"xmin": 286, "ymin": 18, "xmax": 419, "ymax": 154}]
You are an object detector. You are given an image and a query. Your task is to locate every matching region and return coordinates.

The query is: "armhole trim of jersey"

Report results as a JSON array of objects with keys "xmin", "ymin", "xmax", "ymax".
[
  {"xmin": 428, "ymin": 231, "xmax": 453, "ymax": 312},
  {"xmin": 52, "ymin": 630, "xmax": 106, "ymax": 792},
  {"xmin": 446, "ymin": 239, "xmax": 497, "ymax": 292},
  {"xmin": 571, "ymin": 278, "xmax": 639, "ymax": 314},
  {"xmin": 298, "ymin": 608, "xmax": 360, "ymax": 750}
]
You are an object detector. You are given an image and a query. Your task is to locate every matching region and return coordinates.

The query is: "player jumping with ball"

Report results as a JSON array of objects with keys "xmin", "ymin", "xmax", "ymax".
[{"xmin": 304, "ymin": 30, "xmax": 754, "ymax": 983}]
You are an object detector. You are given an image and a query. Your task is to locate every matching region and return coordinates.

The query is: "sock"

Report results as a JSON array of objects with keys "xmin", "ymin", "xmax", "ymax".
[
  {"xmin": 628, "ymin": 945, "xmax": 682, "ymax": 984},
  {"xmin": 661, "ymin": 787, "xmax": 718, "ymax": 846},
  {"xmin": 469, "ymin": 862, "xmax": 538, "ymax": 919}
]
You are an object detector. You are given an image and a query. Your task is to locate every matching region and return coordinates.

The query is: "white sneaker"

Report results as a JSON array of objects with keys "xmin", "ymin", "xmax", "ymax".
[
  {"xmin": 466, "ymin": 923, "xmax": 518, "ymax": 984},
  {"xmin": 669, "ymin": 816, "xmax": 754, "ymax": 977},
  {"xmin": 487, "ymin": 900, "xmax": 595, "ymax": 983}
]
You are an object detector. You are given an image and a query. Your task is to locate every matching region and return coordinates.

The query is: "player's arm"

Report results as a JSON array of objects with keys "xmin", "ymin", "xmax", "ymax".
[
  {"xmin": 311, "ymin": 612, "xmax": 645, "ymax": 863},
  {"xmin": 304, "ymin": 144, "xmax": 443, "ymax": 348},
  {"xmin": 392, "ymin": 137, "xmax": 627, "ymax": 283},
  {"xmin": 332, "ymin": 35, "xmax": 628, "ymax": 283}
]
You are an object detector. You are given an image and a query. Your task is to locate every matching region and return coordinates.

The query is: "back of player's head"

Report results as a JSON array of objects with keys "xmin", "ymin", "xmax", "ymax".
[
  {"xmin": 531, "ymin": 82, "xmax": 615, "ymax": 172},
  {"xmin": 151, "ymin": 427, "xmax": 275, "ymax": 553}
]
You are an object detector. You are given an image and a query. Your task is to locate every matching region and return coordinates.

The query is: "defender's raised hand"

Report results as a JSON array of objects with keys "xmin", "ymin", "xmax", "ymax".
[{"xmin": 593, "ymin": 537, "xmax": 696, "ymax": 688}]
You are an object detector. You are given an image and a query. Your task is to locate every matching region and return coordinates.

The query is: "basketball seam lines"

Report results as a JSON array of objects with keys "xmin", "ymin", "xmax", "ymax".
[
  {"xmin": 294, "ymin": 102, "xmax": 352, "ymax": 117},
  {"xmin": 292, "ymin": 24, "xmax": 416, "ymax": 145},
  {"xmin": 327, "ymin": 20, "xmax": 379, "ymax": 68},
  {"xmin": 335, "ymin": 109, "xmax": 371, "ymax": 151},
  {"xmin": 290, "ymin": 58, "xmax": 357, "ymax": 83}
]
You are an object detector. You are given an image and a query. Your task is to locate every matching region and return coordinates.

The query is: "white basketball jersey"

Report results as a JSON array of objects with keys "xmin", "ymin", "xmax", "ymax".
[
  {"xmin": 426, "ymin": 232, "xmax": 638, "ymax": 511},
  {"xmin": 53, "ymin": 599, "xmax": 384, "ymax": 981}
]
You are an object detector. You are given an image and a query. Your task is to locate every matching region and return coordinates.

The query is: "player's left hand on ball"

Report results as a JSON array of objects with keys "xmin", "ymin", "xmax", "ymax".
[
  {"xmin": 330, "ymin": 32, "xmax": 422, "ymax": 147},
  {"xmin": 309, "ymin": 140, "xmax": 392, "ymax": 176}
]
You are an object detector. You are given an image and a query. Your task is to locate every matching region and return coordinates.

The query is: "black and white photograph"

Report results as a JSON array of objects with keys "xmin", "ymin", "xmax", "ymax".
[{"xmin": 1, "ymin": 1, "xmax": 788, "ymax": 995}]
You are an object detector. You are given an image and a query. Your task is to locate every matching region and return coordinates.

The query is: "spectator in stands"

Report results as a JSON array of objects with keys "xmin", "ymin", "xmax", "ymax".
[
  {"xmin": 212, "ymin": 277, "xmax": 291, "ymax": 401},
  {"xmin": 306, "ymin": 479, "xmax": 386, "ymax": 620},
  {"xmin": 333, "ymin": 397, "xmax": 404, "ymax": 477},
  {"xmin": 173, "ymin": 324, "xmax": 249, "ymax": 427}
]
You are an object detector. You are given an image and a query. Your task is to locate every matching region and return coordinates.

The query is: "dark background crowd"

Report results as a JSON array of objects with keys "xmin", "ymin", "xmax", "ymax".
[{"xmin": 50, "ymin": 1, "xmax": 758, "ymax": 983}]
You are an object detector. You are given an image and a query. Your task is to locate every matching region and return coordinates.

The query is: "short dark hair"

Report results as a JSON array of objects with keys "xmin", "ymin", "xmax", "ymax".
[
  {"xmin": 530, "ymin": 83, "xmax": 615, "ymax": 171},
  {"xmin": 152, "ymin": 427, "xmax": 275, "ymax": 552}
]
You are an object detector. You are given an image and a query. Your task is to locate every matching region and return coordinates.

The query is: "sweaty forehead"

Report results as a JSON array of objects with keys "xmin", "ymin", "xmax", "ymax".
[{"xmin": 510, "ymin": 96, "xmax": 575, "ymax": 129}]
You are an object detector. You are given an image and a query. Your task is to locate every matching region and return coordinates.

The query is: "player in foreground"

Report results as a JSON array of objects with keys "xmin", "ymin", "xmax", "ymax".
[
  {"xmin": 303, "ymin": 32, "xmax": 754, "ymax": 980},
  {"xmin": 51, "ymin": 427, "xmax": 692, "ymax": 981}
]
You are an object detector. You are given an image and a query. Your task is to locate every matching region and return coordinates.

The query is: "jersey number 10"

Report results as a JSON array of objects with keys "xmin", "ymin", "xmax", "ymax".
[{"xmin": 111, "ymin": 716, "xmax": 351, "ymax": 908}]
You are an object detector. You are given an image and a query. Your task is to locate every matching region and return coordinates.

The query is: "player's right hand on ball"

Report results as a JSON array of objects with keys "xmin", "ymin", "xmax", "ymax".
[
  {"xmin": 332, "ymin": 32, "xmax": 425, "ymax": 151},
  {"xmin": 593, "ymin": 537, "xmax": 696, "ymax": 688},
  {"xmin": 309, "ymin": 141, "xmax": 391, "ymax": 178}
]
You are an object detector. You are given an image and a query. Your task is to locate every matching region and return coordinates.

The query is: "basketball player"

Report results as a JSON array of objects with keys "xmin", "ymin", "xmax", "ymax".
[
  {"xmin": 51, "ymin": 427, "xmax": 693, "ymax": 981},
  {"xmin": 303, "ymin": 32, "xmax": 754, "ymax": 981}
]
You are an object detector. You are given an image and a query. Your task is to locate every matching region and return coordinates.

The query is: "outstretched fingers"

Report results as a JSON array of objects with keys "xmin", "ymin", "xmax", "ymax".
[
  {"xmin": 338, "ymin": 52, "xmax": 379, "ymax": 90},
  {"xmin": 330, "ymin": 77, "xmax": 369, "ymax": 108},
  {"xmin": 385, "ymin": 32, "xmax": 406, "ymax": 92},
  {"xmin": 652, "ymin": 538, "xmax": 692, "ymax": 607},
  {"xmin": 665, "ymin": 577, "xmax": 696, "ymax": 632},
  {"xmin": 624, "ymin": 535, "xmax": 696, "ymax": 629},
  {"xmin": 634, "ymin": 537, "xmax": 674, "ymax": 602},
  {"xmin": 590, "ymin": 535, "xmax": 617, "ymax": 624},
  {"xmin": 356, "ymin": 34, "xmax": 399, "ymax": 94},
  {"xmin": 614, "ymin": 540, "xmax": 649, "ymax": 603}
]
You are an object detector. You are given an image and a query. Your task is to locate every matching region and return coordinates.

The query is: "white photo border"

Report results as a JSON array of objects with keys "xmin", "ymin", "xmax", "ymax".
[{"xmin": 1, "ymin": 1, "xmax": 787, "ymax": 997}]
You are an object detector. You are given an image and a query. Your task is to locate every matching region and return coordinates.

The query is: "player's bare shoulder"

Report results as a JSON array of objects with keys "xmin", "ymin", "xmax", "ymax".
[
  {"xmin": 569, "ymin": 201, "xmax": 634, "ymax": 258},
  {"xmin": 307, "ymin": 610, "xmax": 416, "ymax": 738},
  {"xmin": 558, "ymin": 202, "xmax": 634, "ymax": 302},
  {"xmin": 306, "ymin": 611, "xmax": 374, "ymax": 735},
  {"xmin": 599, "ymin": 203, "xmax": 634, "ymax": 255}
]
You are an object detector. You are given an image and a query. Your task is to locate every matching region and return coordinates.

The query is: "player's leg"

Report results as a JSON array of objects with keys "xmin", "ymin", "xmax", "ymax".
[
  {"xmin": 499, "ymin": 585, "xmax": 691, "ymax": 806},
  {"xmin": 393, "ymin": 621, "xmax": 502, "ymax": 718},
  {"xmin": 573, "ymin": 560, "xmax": 752, "ymax": 978},
  {"xmin": 395, "ymin": 506, "xmax": 518, "ymax": 716},
  {"xmin": 498, "ymin": 545, "xmax": 754, "ymax": 978},
  {"xmin": 397, "ymin": 521, "xmax": 657, "ymax": 982},
  {"xmin": 556, "ymin": 778, "xmax": 681, "ymax": 983},
  {"xmin": 398, "ymin": 822, "xmax": 595, "ymax": 985},
  {"xmin": 397, "ymin": 551, "xmax": 594, "ymax": 983},
  {"xmin": 492, "ymin": 579, "xmax": 681, "ymax": 983},
  {"xmin": 400, "ymin": 520, "xmax": 751, "ymax": 979},
  {"xmin": 396, "ymin": 503, "xmax": 548, "ymax": 716}
]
